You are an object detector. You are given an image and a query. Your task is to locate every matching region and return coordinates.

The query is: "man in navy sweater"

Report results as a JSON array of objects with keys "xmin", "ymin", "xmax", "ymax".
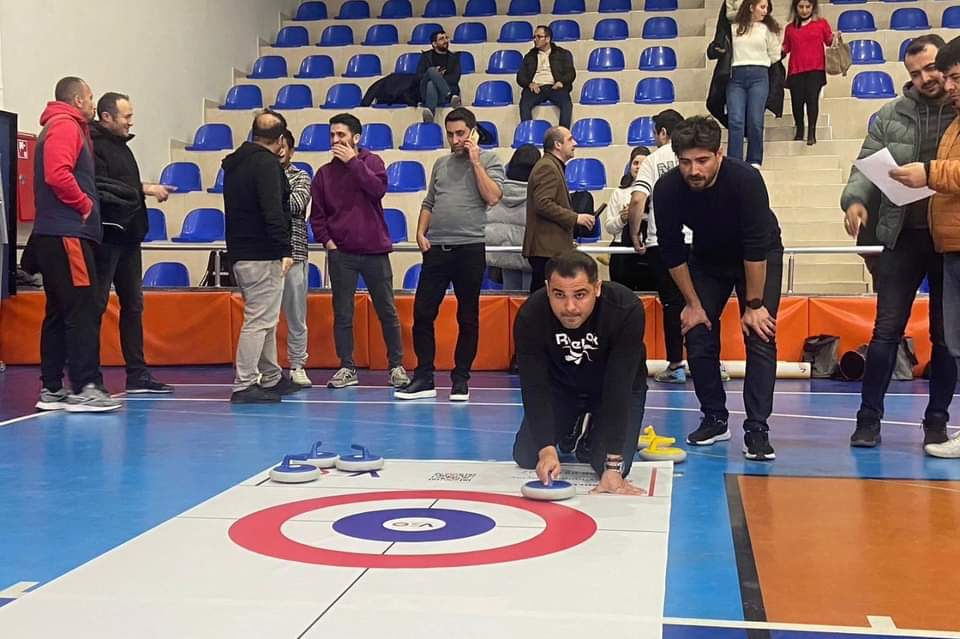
[{"xmin": 653, "ymin": 116, "xmax": 783, "ymax": 461}]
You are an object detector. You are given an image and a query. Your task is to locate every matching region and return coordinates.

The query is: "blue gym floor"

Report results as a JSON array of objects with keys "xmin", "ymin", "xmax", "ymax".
[{"xmin": 0, "ymin": 365, "xmax": 958, "ymax": 638}]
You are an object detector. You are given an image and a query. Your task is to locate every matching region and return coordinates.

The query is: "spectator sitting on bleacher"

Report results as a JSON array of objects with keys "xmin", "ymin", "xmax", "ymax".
[
  {"xmin": 417, "ymin": 30, "xmax": 462, "ymax": 123},
  {"xmin": 517, "ymin": 25, "xmax": 576, "ymax": 130},
  {"xmin": 484, "ymin": 143, "xmax": 541, "ymax": 291}
]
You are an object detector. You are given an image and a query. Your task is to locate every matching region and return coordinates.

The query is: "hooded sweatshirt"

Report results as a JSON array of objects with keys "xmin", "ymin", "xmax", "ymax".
[
  {"xmin": 904, "ymin": 86, "xmax": 955, "ymax": 228},
  {"xmin": 222, "ymin": 141, "xmax": 291, "ymax": 261},
  {"xmin": 32, "ymin": 101, "xmax": 101, "ymax": 242},
  {"xmin": 484, "ymin": 179, "xmax": 529, "ymax": 272},
  {"xmin": 90, "ymin": 121, "xmax": 148, "ymax": 244}
]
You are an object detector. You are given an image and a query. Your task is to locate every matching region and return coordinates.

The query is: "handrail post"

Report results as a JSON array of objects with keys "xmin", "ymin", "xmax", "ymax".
[
  {"xmin": 786, "ymin": 253, "xmax": 796, "ymax": 295},
  {"xmin": 214, "ymin": 250, "xmax": 222, "ymax": 288}
]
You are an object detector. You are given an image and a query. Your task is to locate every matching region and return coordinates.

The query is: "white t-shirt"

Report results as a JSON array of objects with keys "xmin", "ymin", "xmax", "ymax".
[
  {"xmin": 632, "ymin": 144, "xmax": 693, "ymax": 248},
  {"xmin": 532, "ymin": 49, "xmax": 555, "ymax": 86}
]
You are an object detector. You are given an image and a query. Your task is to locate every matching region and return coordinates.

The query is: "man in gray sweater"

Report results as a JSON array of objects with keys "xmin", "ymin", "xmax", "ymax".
[{"xmin": 395, "ymin": 107, "xmax": 504, "ymax": 402}]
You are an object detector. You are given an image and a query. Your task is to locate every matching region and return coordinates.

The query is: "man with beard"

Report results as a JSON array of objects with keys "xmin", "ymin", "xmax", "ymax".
[
  {"xmin": 416, "ymin": 30, "xmax": 462, "ymax": 123},
  {"xmin": 653, "ymin": 116, "xmax": 783, "ymax": 461}
]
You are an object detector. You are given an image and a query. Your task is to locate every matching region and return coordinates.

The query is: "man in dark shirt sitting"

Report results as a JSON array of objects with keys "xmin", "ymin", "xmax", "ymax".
[
  {"xmin": 512, "ymin": 250, "xmax": 648, "ymax": 495},
  {"xmin": 416, "ymin": 30, "xmax": 462, "ymax": 123},
  {"xmin": 653, "ymin": 116, "xmax": 783, "ymax": 461}
]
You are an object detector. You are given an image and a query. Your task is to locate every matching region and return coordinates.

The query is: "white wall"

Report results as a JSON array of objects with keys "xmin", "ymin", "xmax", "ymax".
[{"xmin": 0, "ymin": 0, "xmax": 297, "ymax": 179}]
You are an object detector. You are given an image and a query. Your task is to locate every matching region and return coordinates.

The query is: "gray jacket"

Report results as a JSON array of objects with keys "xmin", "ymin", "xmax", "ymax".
[
  {"xmin": 840, "ymin": 84, "xmax": 955, "ymax": 249},
  {"xmin": 484, "ymin": 180, "xmax": 531, "ymax": 272}
]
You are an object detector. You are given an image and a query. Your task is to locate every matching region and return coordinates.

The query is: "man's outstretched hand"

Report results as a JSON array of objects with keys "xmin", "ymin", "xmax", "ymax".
[{"xmin": 591, "ymin": 470, "xmax": 646, "ymax": 495}]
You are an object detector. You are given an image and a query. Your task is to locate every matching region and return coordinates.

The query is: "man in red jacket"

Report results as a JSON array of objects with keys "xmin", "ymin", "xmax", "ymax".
[
  {"xmin": 310, "ymin": 113, "xmax": 408, "ymax": 390},
  {"xmin": 32, "ymin": 77, "xmax": 121, "ymax": 413}
]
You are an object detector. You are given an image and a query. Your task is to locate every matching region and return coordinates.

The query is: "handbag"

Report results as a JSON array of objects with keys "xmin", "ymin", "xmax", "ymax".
[{"xmin": 826, "ymin": 33, "xmax": 852, "ymax": 77}]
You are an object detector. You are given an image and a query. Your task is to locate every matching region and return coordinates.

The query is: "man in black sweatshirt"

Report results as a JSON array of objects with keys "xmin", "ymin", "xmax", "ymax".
[
  {"xmin": 653, "ymin": 116, "xmax": 783, "ymax": 461},
  {"xmin": 512, "ymin": 250, "xmax": 648, "ymax": 495},
  {"xmin": 222, "ymin": 110, "xmax": 301, "ymax": 403},
  {"xmin": 416, "ymin": 29, "xmax": 462, "ymax": 123}
]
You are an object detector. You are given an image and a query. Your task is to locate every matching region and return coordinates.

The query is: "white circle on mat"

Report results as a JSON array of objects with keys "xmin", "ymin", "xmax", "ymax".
[{"xmin": 382, "ymin": 517, "xmax": 447, "ymax": 532}]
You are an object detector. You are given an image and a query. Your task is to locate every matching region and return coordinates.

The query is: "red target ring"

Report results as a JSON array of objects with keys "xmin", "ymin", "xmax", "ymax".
[{"xmin": 228, "ymin": 490, "xmax": 597, "ymax": 568}]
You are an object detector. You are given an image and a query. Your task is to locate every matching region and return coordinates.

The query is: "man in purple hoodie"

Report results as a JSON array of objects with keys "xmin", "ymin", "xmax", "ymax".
[{"xmin": 310, "ymin": 113, "xmax": 408, "ymax": 390}]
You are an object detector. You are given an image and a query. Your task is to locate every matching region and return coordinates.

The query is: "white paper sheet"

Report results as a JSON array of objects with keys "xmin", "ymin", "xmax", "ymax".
[{"xmin": 852, "ymin": 148, "xmax": 935, "ymax": 206}]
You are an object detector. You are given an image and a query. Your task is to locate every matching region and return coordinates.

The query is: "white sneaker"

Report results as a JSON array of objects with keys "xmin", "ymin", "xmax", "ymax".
[
  {"xmin": 925, "ymin": 434, "xmax": 960, "ymax": 458},
  {"xmin": 65, "ymin": 384, "xmax": 123, "ymax": 413},
  {"xmin": 290, "ymin": 367, "xmax": 313, "ymax": 387},
  {"xmin": 327, "ymin": 367, "xmax": 358, "ymax": 389},
  {"xmin": 389, "ymin": 366, "xmax": 410, "ymax": 388}
]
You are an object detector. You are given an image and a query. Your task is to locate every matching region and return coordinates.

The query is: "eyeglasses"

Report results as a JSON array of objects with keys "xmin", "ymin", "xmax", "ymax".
[{"xmin": 533, "ymin": 34, "xmax": 548, "ymax": 39}]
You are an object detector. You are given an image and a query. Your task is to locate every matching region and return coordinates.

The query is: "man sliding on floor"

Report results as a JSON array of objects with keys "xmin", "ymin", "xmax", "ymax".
[{"xmin": 511, "ymin": 250, "xmax": 649, "ymax": 495}]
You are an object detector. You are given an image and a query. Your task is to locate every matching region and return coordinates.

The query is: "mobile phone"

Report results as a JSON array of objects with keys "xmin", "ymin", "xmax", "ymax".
[{"xmin": 469, "ymin": 128, "xmax": 480, "ymax": 145}]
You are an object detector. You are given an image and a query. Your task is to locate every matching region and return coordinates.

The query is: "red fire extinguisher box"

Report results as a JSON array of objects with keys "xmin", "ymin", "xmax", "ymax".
[{"xmin": 16, "ymin": 132, "xmax": 36, "ymax": 222}]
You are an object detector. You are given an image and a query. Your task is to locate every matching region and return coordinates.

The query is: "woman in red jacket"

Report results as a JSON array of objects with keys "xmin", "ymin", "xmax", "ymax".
[{"xmin": 782, "ymin": 0, "xmax": 833, "ymax": 145}]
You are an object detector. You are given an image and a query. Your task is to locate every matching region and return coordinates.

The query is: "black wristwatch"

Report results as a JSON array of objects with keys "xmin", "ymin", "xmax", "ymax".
[{"xmin": 746, "ymin": 298, "xmax": 763, "ymax": 310}]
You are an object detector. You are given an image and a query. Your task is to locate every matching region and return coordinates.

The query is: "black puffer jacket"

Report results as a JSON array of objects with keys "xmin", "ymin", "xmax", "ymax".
[{"xmin": 90, "ymin": 122, "xmax": 148, "ymax": 244}]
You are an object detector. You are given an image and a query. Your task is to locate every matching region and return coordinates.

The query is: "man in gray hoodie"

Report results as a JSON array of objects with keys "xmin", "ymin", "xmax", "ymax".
[{"xmin": 840, "ymin": 34, "xmax": 957, "ymax": 448}]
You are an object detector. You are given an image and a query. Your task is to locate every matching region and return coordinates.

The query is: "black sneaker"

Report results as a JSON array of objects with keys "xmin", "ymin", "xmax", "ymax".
[
  {"xmin": 394, "ymin": 376, "xmax": 437, "ymax": 400},
  {"xmin": 265, "ymin": 375, "xmax": 306, "ymax": 396},
  {"xmin": 743, "ymin": 431, "xmax": 776, "ymax": 461},
  {"xmin": 850, "ymin": 420, "xmax": 881, "ymax": 447},
  {"xmin": 231, "ymin": 385, "xmax": 281, "ymax": 404},
  {"xmin": 686, "ymin": 415, "xmax": 731, "ymax": 446},
  {"xmin": 126, "ymin": 377, "xmax": 173, "ymax": 394},
  {"xmin": 922, "ymin": 420, "xmax": 949, "ymax": 446},
  {"xmin": 450, "ymin": 380, "xmax": 469, "ymax": 402}
]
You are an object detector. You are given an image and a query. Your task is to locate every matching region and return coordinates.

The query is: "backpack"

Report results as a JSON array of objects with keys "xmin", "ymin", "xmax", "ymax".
[
  {"xmin": 802, "ymin": 335, "xmax": 840, "ymax": 379},
  {"xmin": 199, "ymin": 250, "xmax": 235, "ymax": 287},
  {"xmin": 570, "ymin": 190, "xmax": 597, "ymax": 239}
]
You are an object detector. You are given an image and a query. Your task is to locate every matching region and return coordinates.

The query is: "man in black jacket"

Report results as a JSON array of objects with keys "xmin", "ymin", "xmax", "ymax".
[
  {"xmin": 223, "ymin": 110, "xmax": 301, "ymax": 403},
  {"xmin": 416, "ymin": 30, "xmax": 462, "ymax": 123},
  {"xmin": 516, "ymin": 25, "xmax": 576, "ymax": 129},
  {"xmin": 91, "ymin": 92, "xmax": 173, "ymax": 393}
]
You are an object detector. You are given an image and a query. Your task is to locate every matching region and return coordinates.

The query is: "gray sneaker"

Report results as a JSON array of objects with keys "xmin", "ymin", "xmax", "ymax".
[
  {"xmin": 327, "ymin": 367, "xmax": 359, "ymax": 389},
  {"xmin": 421, "ymin": 107, "xmax": 434, "ymax": 123},
  {"xmin": 65, "ymin": 384, "xmax": 123, "ymax": 413},
  {"xmin": 389, "ymin": 366, "xmax": 410, "ymax": 388},
  {"xmin": 36, "ymin": 387, "xmax": 70, "ymax": 411}
]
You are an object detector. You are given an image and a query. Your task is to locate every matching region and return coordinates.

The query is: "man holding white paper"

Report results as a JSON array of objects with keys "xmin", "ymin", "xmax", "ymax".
[{"xmin": 840, "ymin": 33, "xmax": 957, "ymax": 449}]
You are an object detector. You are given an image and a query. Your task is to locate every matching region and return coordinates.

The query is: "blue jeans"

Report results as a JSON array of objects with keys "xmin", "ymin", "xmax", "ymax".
[
  {"xmin": 419, "ymin": 67, "xmax": 457, "ymax": 113},
  {"xmin": 943, "ymin": 252, "xmax": 960, "ymax": 358},
  {"xmin": 727, "ymin": 65, "xmax": 769, "ymax": 165}
]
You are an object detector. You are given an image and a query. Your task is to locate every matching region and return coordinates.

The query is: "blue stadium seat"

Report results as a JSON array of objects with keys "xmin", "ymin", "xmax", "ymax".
[
  {"xmin": 577, "ymin": 221, "xmax": 602, "ymax": 243},
  {"xmin": 307, "ymin": 220, "xmax": 316, "ymax": 243},
  {"xmin": 143, "ymin": 262, "xmax": 190, "ymax": 288},
  {"xmin": 380, "ymin": 0, "xmax": 412, "ymax": 18},
  {"xmin": 159, "ymin": 162, "xmax": 202, "ymax": 193},
  {"xmin": 627, "ymin": 116, "xmax": 657, "ymax": 145},
  {"xmin": 499, "ymin": 21, "xmax": 534, "ymax": 42},
  {"xmin": 297, "ymin": 124, "xmax": 331, "ymax": 151},
  {"xmin": 363, "ymin": 24, "xmax": 399, "ymax": 45},
  {"xmin": 465, "ymin": 0, "xmax": 497, "ymax": 15},
  {"xmin": 387, "ymin": 161, "xmax": 427, "ymax": 192},
  {"xmin": 943, "ymin": 6, "xmax": 960, "ymax": 28},
  {"xmin": 308, "ymin": 263, "xmax": 323, "ymax": 289},
  {"xmin": 410, "ymin": 23, "xmax": 444, "ymax": 44},
  {"xmin": 639, "ymin": 46, "xmax": 677, "ymax": 70},
  {"xmin": 395, "ymin": 52, "xmax": 422, "ymax": 74},
  {"xmin": 550, "ymin": 19, "xmax": 581, "ymax": 41},
  {"xmin": 220, "ymin": 85, "xmax": 263, "ymax": 110},
  {"xmin": 635, "ymin": 77, "xmax": 675, "ymax": 103},
  {"xmin": 360, "ymin": 123, "xmax": 394, "ymax": 150},
  {"xmin": 832, "ymin": 0, "xmax": 866, "ymax": 4},
  {"xmin": 481, "ymin": 267, "xmax": 504, "ymax": 290},
  {"xmin": 852, "ymin": 71, "xmax": 896, "ymax": 98},
  {"xmin": 344, "ymin": 53, "xmax": 382, "ymax": 77},
  {"xmin": 508, "ymin": 0, "xmax": 541, "ymax": 15},
  {"xmin": 571, "ymin": 118, "xmax": 613, "ymax": 147},
  {"xmin": 474, "ymin": 80, "xmax": 514, "ymax": 106},
  {"xmin": 144, "ymin": 209, "xmax": 167, "ymax": 242},
  {"xmin": 319, "ymin": 25, "xmax": 354, "ymax": 46},
  {"xmin": 322, "ymin": 83, "xmax": 362, "ymax": 108},
  {"xmin": 460, "ymin": 51, "xmax": 476, "ymax": 74},
  {"xmin": 295, "ymin": 1, "xmax": 328, "ymax": 20},
  {"xmin": 207, "ymin": 168, "xmax": 224, "ymax": 194},
  {"xmin": 594, "ymin": 18, "xmax": 629, "ymax": 40},
  {"xmin": 891, "ymin": 7, "xmax": 929, "ymax": 29},
  {"xmin": 248, "ymin": 56, "xmax": 288, "ymax": 79},
  {"xmin": 487, "ymin": 50, "xmax": 524, "ymax": 73},
  {"xmin": 186, "ymin": 123, "xmax": 233, "ymax": 151},
  {"xmin": 588, "ymin": 47, "xmax": 626, "ymax": 71},
  {"xmin": 512, "ymin": 119, "xmax": 552, "ymax": 147},
  {"xmin": 455, "ymin": 22, "xmax": 488, "ymax": 43},
  {"xmin": 295, "ymin": 55, "xmax": 335, "ymax": 78},
  {"xmin": 384, "ymin": 209, "xmax": 408, "ymax": 242},
  {"xmin": 172, "ymin": 208, "xmax": 225, "ymax": 242},
  {"xmin": 898, "ymin": 37, "xmax": 913, "ymax": 61},
  {"xmin": 272, "ymin": 84, "xmax": 313, "ymax": 109},
  {"xmin": 837, "ymin": 10, "xmax": 876, "ymax": 32},
  {"xmin": 293, "ymin": 161, "xmax": 314, "ymax": 179},
  {"xmin": 849, "ymin": 39, "xmax": 885, "ymax": 64},
  {"xmin": 400, "ymin": 122, "xmax": 444, "ymax": 150},
  {"xmin": 424, "ymin": 0, "xmax": 456, "ymax": 16},
  {"xmin": 642, "ymin": 17, "xmax": 678, "ymax": 39},
  {"xmin": 403, "ymin": 263, "xmax": 423, "ymax": 289},
  {"xmin": 599, "ymin": 0, "xmax": 631, "ymax": 12},
  {"xmin": 275, "ymin": 25, "xmax": 310, "ymax": 47},
  {"xmin": 337, "ymin": 0, "xmax": 370, "ymax": 19},
  {"xmin": 868, "ymin": 111, "xmax": 879, "ymax": 129},
  {"xmin": 553, "ymin": 0, "xmax": 586, "ymax": 13},
  {"xmin": 644, "ymin": 0, "xmax": 677, "ymax": 10},
  {"xmin": 478, "ymin": 121, "xmax": 499, "ymax": 148},
  {"xmin": 566, "ymin": 158, "xmax": 607, "ymax": 190},
  {"xmin": 580, "ymin": 78, "xmax": 620, "ymax": 104}
]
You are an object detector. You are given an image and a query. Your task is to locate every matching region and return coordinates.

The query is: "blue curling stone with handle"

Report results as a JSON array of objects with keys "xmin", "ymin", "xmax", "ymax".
[
  {"xmin": 335, "ymin": 444, "xmax": 384, "ymax": 472},
  {"xmin": 521, "ymin": 480, "xmax": 576, "ymax": 501},
  {"xmin": 269, "ymin": 454, "xmax": 320, "ymax": 483}
]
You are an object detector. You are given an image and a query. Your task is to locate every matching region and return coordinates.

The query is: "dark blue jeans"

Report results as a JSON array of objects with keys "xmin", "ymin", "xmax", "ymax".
[
  {"xmin": 944, "ymin": 252, "xmax": 960, "ymax": 358},
  {"xmin": 419, "ymin": 67, "xmax": 458, "ymax": 113},
  {"xmin": 726, "ymin": 65, "xmax": 769, "ymax": 165}
]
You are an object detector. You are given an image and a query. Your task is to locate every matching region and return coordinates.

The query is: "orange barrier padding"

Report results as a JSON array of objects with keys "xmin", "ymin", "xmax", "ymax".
[
  {"xmin": 367, "ymin": 295, "xmax": 512, "ymax": 371},
  {"xmin": 0, "ymin": 291, "xmax": 45, "ymax": 364},
  {"xmin": 229, "ymin": 293, "xmax": 370, "ymax": 369},
  {"xmin": 809, "ymin": 297, "xmax": 931, "ymax": 374}
]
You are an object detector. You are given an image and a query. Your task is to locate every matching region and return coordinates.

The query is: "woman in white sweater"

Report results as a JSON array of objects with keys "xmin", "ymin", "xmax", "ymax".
[{"xmin": 726, "ymin": 0, "xmax": 782, "ymax": 166}]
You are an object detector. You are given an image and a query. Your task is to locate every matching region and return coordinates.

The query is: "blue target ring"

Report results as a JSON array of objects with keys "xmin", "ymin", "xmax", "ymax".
[{"xmin": 333, "ymin": 508, "xmax": 496, "ymax": 542}]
